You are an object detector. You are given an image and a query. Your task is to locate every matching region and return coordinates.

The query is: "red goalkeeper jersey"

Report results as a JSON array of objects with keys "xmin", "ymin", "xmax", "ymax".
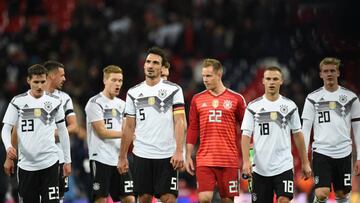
[{"xmin": 187, "ymin": 89, "xmax": 246, "ymax": 168}]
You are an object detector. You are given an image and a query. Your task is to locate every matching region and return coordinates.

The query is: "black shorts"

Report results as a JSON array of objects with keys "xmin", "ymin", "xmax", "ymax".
[
  {"xmin": 252, "ymin": 169, "xmax": 294, "ymax": 203},
  {"xmin": 18, "ymin": 162, "xmax": 60, "ymax": 203},
  {"xmin": 312, "ymin": 152, "xmax": 352, "ymax": 193},
  {"xmin": 90, "ymin": 160, "xmax": 133, "ymax": 201},
  {"xmin": 58, "ymin": 163, "xmax": 69, "ymax": 198},
  {"xmin": 133, "ymin": 154, "xmax": 178, "ymax": 198}
]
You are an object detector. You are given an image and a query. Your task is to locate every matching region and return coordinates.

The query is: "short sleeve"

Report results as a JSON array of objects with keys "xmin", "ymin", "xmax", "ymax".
[
  {"xmin": 2, "ymin": 101, "xmax": 19, "ymax": 126},
  {"xmin": 241, "ymin": 107, "xmax": 255, "ymax": 137},
  {"xmin": 85, "ymin": 102, "xmax": 104, "ymax": 123},
  {"xmin": 301, "ymin": 97, "xmax": 315, "ymax": 121},
  {"xmin": 124, "ymin": 92, "xmax": 136, "ymax": 117}
]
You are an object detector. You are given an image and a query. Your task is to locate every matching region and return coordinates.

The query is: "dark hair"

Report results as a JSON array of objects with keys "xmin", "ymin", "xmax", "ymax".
[
  {"xmin": 147, "ymin": 46, "xmax": 167, "ymax": 66},
  {"xmin": 27, "ymin": 64, "xmax": 48, "ymax": 79},
  {"xmin": 43, "ymin": 60, "xmax": 65, "ymax": 72}
]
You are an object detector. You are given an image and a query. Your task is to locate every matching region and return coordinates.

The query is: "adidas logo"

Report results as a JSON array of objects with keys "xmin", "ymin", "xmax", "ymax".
[
  {"xmin": 24, "ymin": 104, "xmax": 29, "ymax": 108},
  {"xmin": 138, "ymin": 93, "xmax": 143, "ymax": 97},
  {"xmin": 319, "ymin": 98, "xmax": 325, "ymax": 101},
  {"xmin": 260, "ymin": 108, "xmax": 265, "ymax": 112},
  {"xmin": 201, "ymin": 103, "xmax": 207, "ymax": 107}
]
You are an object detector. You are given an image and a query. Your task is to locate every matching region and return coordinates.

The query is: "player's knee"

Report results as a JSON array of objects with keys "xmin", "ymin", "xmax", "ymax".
[
  {"xmin": 198, "ymin": 192, "xmax": 213, "ymax": 203},
  {"xmin": 277, "ymin": 196, "xmax": 290, "ymax": 203},
  {"xmin": 121, "ymin": 195, "xmax": 135, "ymax": 203},
  {"xmin": 315, "ymin": 188, "xmax": 330, "ymax": 201},
  {"xmin": 94, "ymin": 196, "xmax": 107, "ymax": 203},
  {"xmin": 139, "ymin": 194, "xmax": 153, "ymax": 203},
  {"xmin": 159, "ymin": 193, "xmax": 176, "ymax": 203}
]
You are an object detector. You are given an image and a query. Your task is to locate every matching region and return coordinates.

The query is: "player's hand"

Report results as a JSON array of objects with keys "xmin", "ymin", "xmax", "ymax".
[
  {"xmin": 63, "ymin": 163, "xmax": 72, "ymax": 177},
  {"xmin": 170, "ymin": 151, "xmax": 184, "ymax": 170},
  {"xmin": 6, "ymin": 146, "xmax": 17, "ymax": 160},
  {"xmin": 353, "ymin": 160, "xmax": 360, "ymax": 176},
  {"xmin": 185, "ymin": 156, "xmax": 195, "ymax": 176},
  {"xmin": 242, "ymin": 160, "xmax": 252, "ymax": 178},
  {"xmin": 117, "ymin": 157, "xmax": 129, "ymax": 174},
  {"xmin": 301, "ymin": 161, "xmax": 312, "ymax": 179},
  {"xmin": 4, "ymin": 157, "xmax": 15, "ymax": 176}
]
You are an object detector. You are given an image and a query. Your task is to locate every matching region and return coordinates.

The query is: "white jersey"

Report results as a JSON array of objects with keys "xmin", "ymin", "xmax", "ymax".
[
  {"xmin": 125, "ymin": 79, "xmax": 185, "ymax": 159},
  {"xmin": 302, "ymin": 86, "xmax": 360, "ymax": 158},
  {"xmin": 241, "ymin": 95, "xmax": 302, "ymax": 176},
  {"xmin": 51, "ymin": 89, "xmax": 75, "ymax": 164},
  {"xmin": 2, "ymin": 91, "xmax": 65, "ymax": 171},
  {"xmin": 85, "ymin": 92, "xmax": 125, "ymax": 166}
]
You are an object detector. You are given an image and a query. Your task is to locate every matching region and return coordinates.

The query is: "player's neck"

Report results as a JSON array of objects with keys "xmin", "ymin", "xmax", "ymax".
[
  {"xmin": 265, "ymin": 93, "xmax": 280, "ymax": 101},
  {"xmin": 145, "ymin": 77, "xmax": 161, "ymax": 86},
  {"xmin": 45, "ymin": 82, "xmax": 56, "ymax": 93},
  {"xmin": 324, "ymin": 83, "xmax": 339, "ymax": 92},
  {"xmin": 209, "ymin": 85, "xmax": 226, "ymax": 96},
  {"xmin": 102, "ymin": 90, "xmax": 115, "ymax": 100}
]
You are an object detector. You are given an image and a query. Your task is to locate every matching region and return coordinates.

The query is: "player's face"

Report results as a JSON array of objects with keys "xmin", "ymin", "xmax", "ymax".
[
  {"xmin": 144, "ymin": 53, "xmax": 162, "ymax": 79},
  {"xmin": 320, "ymin": 64, "xmax": 339, "ymax": 87},
  {"xmin": 161, "ymin": 66, "xmax": 169, "ymax": 80},
  {"xmin": 263, "ymin": 70, "xmax": 283, "ymax": 96},
  {"xmin": 104, "ymin": 73, "xmax": 123, "ymax": 98},
  {"xmin": 51, "ymin": 67, "xmax": 66, "ymax": 89},
  {"xmin": 202, "ymin": 66, "xmax": 221, "ymax": 91},
  {"xmin": 28, "ymin": 74, "xmax": 47, "ymax": 98}
]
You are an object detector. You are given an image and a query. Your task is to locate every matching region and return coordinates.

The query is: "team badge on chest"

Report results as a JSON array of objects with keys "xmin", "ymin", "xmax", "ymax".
[
  {"xmin": 223, "ymin": 100, "xmax": 232, "ymax": 110},
  {"xmin": 270, "ymin": 112, "xmax": 277, "ymax": 120},
  {"xmin": 34, "ymin": 108, "xmax": 42, "ymax": 117},
  {"xmin": 112, "ymin": 108, "xmax": 117, "ymax": 117},
  {"xmin": 148, "ymin": 97, "xmax": 156, "ymax": 105},
  {"xmin": 329, "ymin": 101, "xmax": 336, "ymax": 109},
  {"xmin": 212, "ymin": 99, "xmax": 219, "ymax": 108}
]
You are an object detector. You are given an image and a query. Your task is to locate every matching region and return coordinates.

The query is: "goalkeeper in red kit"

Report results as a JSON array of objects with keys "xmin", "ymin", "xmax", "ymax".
[{"xmin": 185, "ymin": 58, "xmax": 247, "ymax": 203}]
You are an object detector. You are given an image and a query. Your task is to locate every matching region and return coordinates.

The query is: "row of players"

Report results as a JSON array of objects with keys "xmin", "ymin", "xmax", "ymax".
[{"xmin": 2, "ymin": 46, "xmax": 360, "ymax": 203}]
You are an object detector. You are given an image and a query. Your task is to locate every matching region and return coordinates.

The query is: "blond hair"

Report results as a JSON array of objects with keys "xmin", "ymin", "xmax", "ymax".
[
  {"xmin": 319, "ymin": 57, "xmax": 341, "ymax": 70},
  {"xmin": 202, "ymin": 58, "xmax": 223, "ymax": 73},
  {"xmin": 103, "ymin": 65, "xmax": 123, "ymax": 79}
]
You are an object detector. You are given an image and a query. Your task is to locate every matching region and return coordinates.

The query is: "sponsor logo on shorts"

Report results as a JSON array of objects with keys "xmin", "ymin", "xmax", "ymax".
[
  {"xmin": 252, "ymin": 193, "xmax": 257, "ymax": 201},
  {"xmin": 93, "ymin": 182, "xmax": 100, "ymax": 191},
  {"xmin": 314, "ymin": 176, "xmax": 319, "ymax": 185}
]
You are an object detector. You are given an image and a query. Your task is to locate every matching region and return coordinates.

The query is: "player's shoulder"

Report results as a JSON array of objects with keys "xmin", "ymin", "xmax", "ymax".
[
  {"xmin": 248, "ymin": 96, "xmax": 264, "ymax": 106},
  {"xmin": 162, "ymin": 80, "xmax": 181, "ymax": 89},
  {"xmin": 45, "ymin": 91, "xmax": 60, "ymax": 100},
  {"xmin": 55, "ymin": 89, "xmax": 72, "ymax": 100},
  {"xmin": 307, "ymin": 87, "xmax": 323, "ymax": 97},
  {"xmin": 226, "ymin": 89, "xmax": 246, "ymax": 103},
  {"xmin": 11, "ymin": 92, "xmax": 29, "ymax": 103},
  {"xmin": 88, "ymin": 93, "xmax": 102, "ymax": 104},
  {"xmin": 280, "ymin": 95, "xmax": 297, "ymax": 107},
  {"xmin": 339, "ymin": 86, "xmax": 358, "ymax": 97},
  {"xmin": 127, "ymin": 81, "xmax": 145, "ymax": 93}
]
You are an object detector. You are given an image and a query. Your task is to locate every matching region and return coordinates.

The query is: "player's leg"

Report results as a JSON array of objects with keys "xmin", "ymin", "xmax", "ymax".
[
  {"xmin": 195, "ymin": 166, "xmax": 217, "ymax": 203},
  {"xmin": 90, "ymin": 160, "xmax": 111, "ymax": 203},
  {"xmin": 216, "ymin": 167, "xmax": 239, "ymax": 203},
  {"xmin": 312, "ymin": 152, "xmax": 332, "ymax": 202},
  {"xmin": 18, "ymin": 167, "xmax": 41, "ymax": 202},
  {"xmin": 132, "ymin": 155, "xmax": 154, "ymax": 203},
  {"xmin": 109, "ymin": 165, "xmax": 134, "ymax": 203},
  {"xmin": 58, "ymin": 163, "xmax": 69, "ymax": 202},
  {"xmin": 154, "ymin": 157, "xmax": 177, "ymax": 203},
  {"xmin": 251, "ymin": 172, "xmax": 273, "ymax": 203},
  {"xmin": 40, "ymin": 162, "xmax": 60, "ymax": 203},
  {"xmin": 333, "ymin": 154, "xmax": 352, "ymax": 203},
  {"xmin": 273, "ymin": 169, "xmax": 294, "ymax": 203}
]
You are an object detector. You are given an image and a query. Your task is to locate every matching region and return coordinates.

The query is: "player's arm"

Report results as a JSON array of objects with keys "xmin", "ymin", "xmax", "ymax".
[
  {"xmin": 301, "ymin": 97, "xmax": 316, "ymax": 153},
  {"xmin": 118, "ymin": 116, "xmax": 135, "ymax": 174},
  {"xmin": 293, "ymin": 130, "xmax": 312, "ymax": 178},
  {"xmin": 66, "ymin": 115, "xmax": 79, "ymax": 135},
  {"xmin": 185, "ymin": 96, "xmax": 199, "ymax": 175},
  {"xmin": 351, "ymin": 96, "xmax": 360, "ymax": 175},
  {"xmin": 57, "ymin": 121, "xmax": 72, "ymax": 177},
  {"xmin": 171, "ymin": 105, "xmax": 186, "ymax": 170},
  {"xmin": 2, "ymin": 123, "xmax": 16, "ymax": 160},
  {"xmin": 241, "ymin": 107, "xmax": 254, "ymax": 177},
  {"xmin": 91, "ymin": 120, "xmax": 122, "ymax": 139}
]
